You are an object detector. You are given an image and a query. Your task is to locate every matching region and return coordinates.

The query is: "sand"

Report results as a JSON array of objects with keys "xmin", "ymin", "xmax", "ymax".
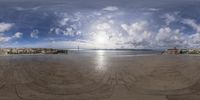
[{"xmin": 0, "ymin": 54, "xmax": 200, "ymax": 100}]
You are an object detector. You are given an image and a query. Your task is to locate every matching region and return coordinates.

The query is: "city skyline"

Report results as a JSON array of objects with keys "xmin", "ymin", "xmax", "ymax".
[{"xmin": 0, "ymin": 0, "xmax": 200, "ymax": 49}]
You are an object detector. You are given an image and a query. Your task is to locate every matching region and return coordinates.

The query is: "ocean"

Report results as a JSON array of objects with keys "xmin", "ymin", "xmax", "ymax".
[{"xmin": 68, "ymin": 49, "xmax": 163, "ymax": 56}]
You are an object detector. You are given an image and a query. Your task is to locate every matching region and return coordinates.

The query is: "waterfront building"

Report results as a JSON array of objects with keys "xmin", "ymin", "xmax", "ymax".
[{"xmin": 166, "ymin": 47, "xmax": 179, "ymax": 54}]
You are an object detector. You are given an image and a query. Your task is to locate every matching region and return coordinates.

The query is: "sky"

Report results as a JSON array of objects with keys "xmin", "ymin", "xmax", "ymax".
[{"xmin": 0, "ymin": 0, "xmax": 200, "ymax": 49}]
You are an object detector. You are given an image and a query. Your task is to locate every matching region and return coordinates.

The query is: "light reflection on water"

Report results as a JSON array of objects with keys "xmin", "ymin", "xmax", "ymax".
[
  {"xmin": 96, "ymin": 50, "xmax": 105, "ymax": 56},
  {"xmin": 96, "ymin": 50, "xmax": 107, "ymax": 71}
]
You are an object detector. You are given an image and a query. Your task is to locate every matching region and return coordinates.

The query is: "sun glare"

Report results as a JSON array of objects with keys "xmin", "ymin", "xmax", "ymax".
[
  {"xmin": 96, "ymin": 34, "xmax": 106, "ymax": 44},
  {"xmin": 95, "ymin": 31, "xmax": 109, "ymax": 45}
]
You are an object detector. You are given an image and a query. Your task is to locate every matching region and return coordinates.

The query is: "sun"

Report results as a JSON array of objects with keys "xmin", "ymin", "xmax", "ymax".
[
  {"xmin": 96, "ymin": 34, "xmax": 107, "ymax": 44},
  {"xmin": 94, "ymin": 31, "xmax": 109, "ymax": 46},
  {"xmin": 91, "ymin": 22, "xmax": 112, "ymax": 48}
]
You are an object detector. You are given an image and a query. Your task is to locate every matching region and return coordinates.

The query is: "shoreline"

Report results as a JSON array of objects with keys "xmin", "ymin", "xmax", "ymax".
[
  {"xmin": 0, "ymin": 53, "xmax": 200, "ymax": 57},
  {"xmin": 0, "ymin": 54, "xmax": 67, "ymax": 57}
]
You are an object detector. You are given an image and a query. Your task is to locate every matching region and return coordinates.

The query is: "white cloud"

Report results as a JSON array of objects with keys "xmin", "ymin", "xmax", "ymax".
[
  {"xmin": 0, "ymin": 31, "xmax": 23, "ymax": 43},
  {"xmin": 30, "ymin": 29, "xmax": 39, "ymax": 39},
  {"xmin": 93, "ymin": 12, "xmax": 102, "ymax": 16},
  {"xmin": 0, "ymin": 23, "xmax": 14, "ymax": 32},
  {"xmin": 155, "ymin": 27, "xmax": 186, "ymax": 47},
  {"xmin": 181, "ymin": 18, "xmax": 200, "ymax": 47},
  {"xmin": 121, "ymin": 21, "xmax": 148, "ymax": 36},
  {"xmin": 63, "ymin": 28, "xmax": 75, "ymax": 36},
  {"xmin": 13, "ymin": 32, "xmax": 23, "ymax": 38},
  {"xmin": 96, "ymin": 23, "xmax": 111, "ymax": 30},
  {"xmin": 60, "ymin": 17, "xmax": 69, "ymax": 26},
  {"xmin": 47, "ymin": 10, "xmax": 200, "ymax": 49},
  {"xmin": 21, "ymin": 40, "xmax": 95, "ymax": 49},
  {"xmin": 0, "ymin": 23, "xmax": 19, "ymax": 43},
  {"xmin": 188, "ymin": 33, "xmax": 200, "ymax": 45},
  {"xmin": 182, "ymin": 19, "xmax": 200, "ymax": 32},
  {"xmin": 120, "ymin": 21, "xmax": 189, "ymax": 48},
  {"xmin": 0, "ymin": 35, "xmax": 12, "ymax": 42},
  {"xmin": 102, "ymin": 6, "xmax": 119, "ymax": 11},
  {"xmin": 108, "ymin": 20, "xmax": 114, "ymax": 24},
  {"xmin": 148, "ymin": 8, "xmax": 160, "ymax": 11},
  {"xmin": 162, "ymin": 13, "xmax": 176, "ymax": 25},
  {"xmin": 121, "ymin": 21, "xmax": 152, "ymax": 48},
  {"xmin": 49, "ymin": 28, "xmax": 62, "ymax": 35},
  {"xmin": 49, "ymin": 13, "xmax": 83, "ymax": 36},
  {"xmin": 14, "ymin": 6, "xmax": 40, "ymax": 11}
]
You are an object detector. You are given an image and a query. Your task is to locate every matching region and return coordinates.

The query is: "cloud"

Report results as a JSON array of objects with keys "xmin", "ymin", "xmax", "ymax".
[
  {"xmin": 148, "ymin": 8, "xmax": 160, "ymax": 11},
  {"xmin": 63, "ymin": 28, "xmax": 81, "ymax": 36},
  {"xmin": 181, "ymin": 18, "xmax": 200, "ymax": 47},
  {"xmin": 187, "ymin": 33, "xmax": 200, "ymax": 47},
  {"xmin": 0, "ymin": 31, "xmax": 23, "ymax": 43},
  {"xmin": 30, "ymin": 29, "xmax": 39, "ymax": 39},
  {"xmin": 161, "ymin": 13, "xmax": 176, "ymax": 25},
  {"xmin": 0, "ymin": 35, "xmax": 12, "ymax": 42},
  {"xmin": 20, "ymin": 40, "xmax": 95, "ymax": 49},
  {"xmin": 7, "ymin": 5, "xmax": 200, "ymax": 49},
  {"xmin": 46, "ymin": 11, "xmax": 200, "ymax": 49},
  {"xmin": 155, "ymin": 27, "xmax": 185, "ymax": 47},
  {"xmin": 96, "ymin": 23, "xmax": 111, "ymax": 30},
  {"xmin": 0, "ymin": 23, "xmax": 21, "ymax": 43},
  {"xmin": 0, "ymin": 23, "xmax": 14, "ymax": 32},
  {"xmin": 14, "ymin": 6, "xmax": 40, "ymax": 11},
  {"xmin": 31, "ymin": 6, "xmax": 41, "ymax": 10},
  {"xmin": 121, "ymin": 21, "xmax": 148, "ymax": 36},
  {"xmin": 49, "ymin": 12, "xmax": 83, "ymax": 36},
  {"xmin": 120, "ymin": 21, "xmax": 189, "ymax": 48},
  {"xmin": 120, "ymin": 21, "xmax": 153, "ymax": 48},
  {"xmin": 13, "ymin": 32, "xmax": 23, "ymax": 38},
  {"xmin": 182, "ymin": 19, "xmax": 200, "ymax": 32},
  {"xmin": 102, "ymin": 6, "xmax": 119, "ymax": 11}
]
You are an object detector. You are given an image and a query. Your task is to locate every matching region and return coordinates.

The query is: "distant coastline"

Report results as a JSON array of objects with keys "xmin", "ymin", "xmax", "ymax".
[
  {"xmin": 1, "ymin": 47, "xmax": 199, "ymax": 56},
  {"xmin": 163, "ymin": 47, "xmax": 200, "ymax": 55},
  {"xmin": 0, "ymin": 48, "xmax": 68, "ymax": 55}
]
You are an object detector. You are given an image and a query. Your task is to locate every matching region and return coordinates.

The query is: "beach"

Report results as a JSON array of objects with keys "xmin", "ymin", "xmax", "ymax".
[{"xmin": 0, "ymin": 52, "xmax": 200, "ymax": 100}]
